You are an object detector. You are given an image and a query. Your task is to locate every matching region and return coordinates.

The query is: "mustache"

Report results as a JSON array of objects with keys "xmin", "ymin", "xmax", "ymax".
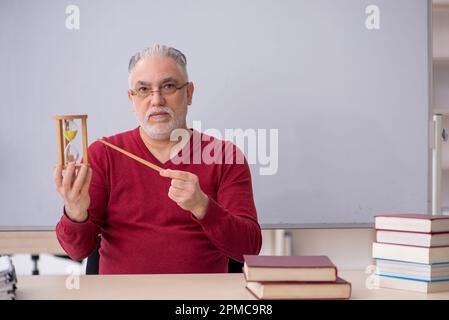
[{"xmin": 145, "ymin": 107, "xmax": 174, "ymax": 120}]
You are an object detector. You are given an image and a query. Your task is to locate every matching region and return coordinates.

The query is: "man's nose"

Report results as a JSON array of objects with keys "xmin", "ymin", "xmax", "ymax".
[{"xmin": 149, "ymin": 91, "xmax": 166, "ymax": 106}]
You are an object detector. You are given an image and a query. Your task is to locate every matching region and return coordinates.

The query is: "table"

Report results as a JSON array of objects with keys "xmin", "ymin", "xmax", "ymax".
[{"xmin": 15, "ymin": 270, "xmax": 449, "ymax": 300}]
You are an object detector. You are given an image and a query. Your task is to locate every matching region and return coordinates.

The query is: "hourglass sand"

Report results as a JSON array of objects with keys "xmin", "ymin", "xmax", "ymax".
[{"xmin": 52, "ymin": 115, "xmax": 88, "ymax": 169}]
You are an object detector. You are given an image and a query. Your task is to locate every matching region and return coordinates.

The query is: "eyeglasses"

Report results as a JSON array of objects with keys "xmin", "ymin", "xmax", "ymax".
[{"xmin": 130, "ymin": 81, "xmax": 189, "ymax": 99}]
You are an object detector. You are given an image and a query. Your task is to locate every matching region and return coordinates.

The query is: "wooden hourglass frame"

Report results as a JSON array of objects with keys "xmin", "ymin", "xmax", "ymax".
[{"xmin": 52, "ymin": 114, "xmax": 88, "ymax": 168}]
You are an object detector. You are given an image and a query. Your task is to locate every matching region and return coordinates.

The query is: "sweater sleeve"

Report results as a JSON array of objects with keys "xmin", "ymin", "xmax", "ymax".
[
  {"xmin": 55, "ymin": 141, "xmax": 109, "ymax": 261},
  {"xmin": 194, "ymin": 142, "xmax": 262, "ymax": 262}
]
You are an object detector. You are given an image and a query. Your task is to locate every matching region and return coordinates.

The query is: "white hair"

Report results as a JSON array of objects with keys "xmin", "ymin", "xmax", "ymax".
[{"xmin": 128, "ymin": 44, "xmax": 188, "ymax": 87}]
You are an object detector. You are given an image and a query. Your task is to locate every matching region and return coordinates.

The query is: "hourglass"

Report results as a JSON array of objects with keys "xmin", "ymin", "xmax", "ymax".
[{"xmin": 52, "ymin": 115, "xmax": 89, "ymax": 168}]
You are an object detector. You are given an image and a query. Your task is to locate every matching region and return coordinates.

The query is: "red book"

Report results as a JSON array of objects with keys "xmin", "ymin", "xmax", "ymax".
[
  {"xmin": 243, "ymin": 255, "xmax": 337, "ymax": 282},
  {"xmin": 375, "ymin": 214, "xmax": 449, "ymax": 233},
  {"xmin": 246, "ymin": 277, "xmax": 352, "ymax": 300}
]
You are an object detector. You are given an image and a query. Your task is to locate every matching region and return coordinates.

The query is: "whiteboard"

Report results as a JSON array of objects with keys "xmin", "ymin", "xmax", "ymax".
[{"xmin": 0, "ymin": 0, "xmax": 431, "ymax": 229}]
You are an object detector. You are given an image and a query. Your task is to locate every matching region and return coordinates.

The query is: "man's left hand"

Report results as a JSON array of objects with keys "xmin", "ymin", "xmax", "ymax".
[{"xmin": 160, "ymin": 169, "xmax": 210, "ymax": 220}]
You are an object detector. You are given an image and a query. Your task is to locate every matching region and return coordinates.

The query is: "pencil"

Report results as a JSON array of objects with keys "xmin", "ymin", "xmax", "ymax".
[{"xmin": 98, "ymin": 139, "xmax": 163, "ymax": 172}]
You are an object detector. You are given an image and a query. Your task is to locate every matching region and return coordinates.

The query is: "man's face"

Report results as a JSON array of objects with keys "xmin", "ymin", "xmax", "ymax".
[{"xmin": 128, "ymin": 56, "xmax": 194, "ymax": 140}]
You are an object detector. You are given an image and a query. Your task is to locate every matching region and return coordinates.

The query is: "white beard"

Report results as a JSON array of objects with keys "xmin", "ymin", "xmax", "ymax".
[{"xmin": 138, "ymin": 106, "xmax": 186, "ymax": 141}]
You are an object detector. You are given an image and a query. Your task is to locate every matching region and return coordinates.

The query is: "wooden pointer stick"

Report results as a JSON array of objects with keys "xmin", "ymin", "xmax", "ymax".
[{"xmin": 98, "ymin": 139, "xmax": 162, "ymax": 172}]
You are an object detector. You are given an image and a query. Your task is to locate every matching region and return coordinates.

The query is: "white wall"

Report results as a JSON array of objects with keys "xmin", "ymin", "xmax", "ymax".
[
  {"xmin": 261, "ymin": 229, "xmax": 375, "ymax": 270},
  {"xmin": 433, "ymin": 5, "xmax": 449, "ymax": 59},
  {"xmin": 434, "ymin": 61, "xmax": 449, "ymax": 110}
]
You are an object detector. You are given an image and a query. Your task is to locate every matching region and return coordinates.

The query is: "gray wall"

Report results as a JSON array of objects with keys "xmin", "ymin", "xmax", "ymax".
[{"xmin": 0, "ymin": 0, "xmax": 431, "ymax": 229}]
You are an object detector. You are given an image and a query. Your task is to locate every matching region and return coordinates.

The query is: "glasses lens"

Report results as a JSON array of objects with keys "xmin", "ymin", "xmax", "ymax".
[
  {"xmin": 161, "ymin": 83, "xmax": 177, "ymax": 95},
  {"xmin": 135, "ymin": 87, "xmax": 150, "ymax": 98}
]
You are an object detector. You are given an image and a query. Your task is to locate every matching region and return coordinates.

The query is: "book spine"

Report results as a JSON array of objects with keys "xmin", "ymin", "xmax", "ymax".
[{"xmin": 376, "ymin": 229, "xmax": 449, "ymax": 235}]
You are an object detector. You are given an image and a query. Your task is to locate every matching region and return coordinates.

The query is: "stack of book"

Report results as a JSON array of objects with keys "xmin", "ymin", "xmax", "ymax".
[
  {"xmin": 243, "ymin": 255, "xmax": 351, "ymax": 299},
  {"xmin": 0, "ymin": 256, "xmax": 17, "ymax": 300},
  {"xmin": 373, "ymin": 214, "xmax": 449, "ymax": 293}
]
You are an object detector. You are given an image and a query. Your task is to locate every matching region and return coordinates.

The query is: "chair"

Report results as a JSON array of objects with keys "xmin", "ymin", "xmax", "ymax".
[{"xmin": 86, "ymin": 236, "xmax": 244, "ymax": 274}]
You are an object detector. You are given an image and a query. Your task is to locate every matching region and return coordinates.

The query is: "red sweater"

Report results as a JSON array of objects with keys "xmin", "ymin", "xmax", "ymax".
[{"xmin": 56, "ymin": 127, "xmax": 262, "ymax": 274}]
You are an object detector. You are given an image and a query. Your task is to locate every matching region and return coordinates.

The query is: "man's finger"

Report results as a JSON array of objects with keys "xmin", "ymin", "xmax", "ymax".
[
  {"xmin": 54, "ymin": 164, "xmax": 63, "ymax": 192},
  {"xmin": 170, "ymin": 178, "xmax": 186, "ymax": 190},
  {"xmin": 160, "ymin": 169, "xmax": 191, "ymax": 181},
  {"xmin": 169, "ymin": 185, "xmax": 183, "ymax": 198},
  {"xmin": 80, "ymin": 167, "xmax": 92, "ymax": 195},
  {"xmin": 71, "ymin": 164, "xmax": 89, "ymax": 195},
  {"xmin": 62, "ymin": 162, "xmax": 76, "ymax": 192},
  {"xmin": 167, "ymin": 190, "xmax": 179, "ymax": 203}
]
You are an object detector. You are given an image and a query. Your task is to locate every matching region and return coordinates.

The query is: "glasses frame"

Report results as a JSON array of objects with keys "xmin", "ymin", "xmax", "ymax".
[{"xmin": 129, "ymin": 81, "xmax": 189, "ymax": 99}]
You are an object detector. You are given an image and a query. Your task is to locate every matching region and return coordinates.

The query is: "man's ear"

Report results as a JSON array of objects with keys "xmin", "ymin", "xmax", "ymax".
[
  {"xmin": 128, "ymin": 90, "xmax": 136, "ymax": 112},
  {"xmin": 187, "ymin": 82, "xmax": 194, "ymax": 105}
]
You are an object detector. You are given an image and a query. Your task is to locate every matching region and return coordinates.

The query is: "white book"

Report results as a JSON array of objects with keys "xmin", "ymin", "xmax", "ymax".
[
  {"xmin": 0, "ymin": 294, "xmax": 15, "ymax": 300},
  {"xmin": 375, "ymin": 214, "xmax": 449, "ymax": 233},
  {"xmin": 375, "ymin": 275, "xmax": 449, "ymax": 293},
  {"xmin": 0, "ymin": 283, "xmax": 15, "ymax": 293},
  {"xmin": 376, "ymin": 230, "xmax": 449, "ymax": 247},
  {"xmin": 0, "ymin": 256, "xmax": 17, "ymax": 297},
  {"xmin": 0, "ymin": 256, "xmax": 13, "ymax": 277},
  {"xmin": 372, "ymin": 242, "xmax": 449, "ymax": 264},
  {"xmin": 376, "ymin": 259, "xmax": 449, "ymax": 281}
]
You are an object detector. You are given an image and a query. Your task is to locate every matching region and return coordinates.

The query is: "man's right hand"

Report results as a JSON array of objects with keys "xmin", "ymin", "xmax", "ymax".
[{"xmin": 54, "ymin": 162, "xmax": 92, "ymax": 223}]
